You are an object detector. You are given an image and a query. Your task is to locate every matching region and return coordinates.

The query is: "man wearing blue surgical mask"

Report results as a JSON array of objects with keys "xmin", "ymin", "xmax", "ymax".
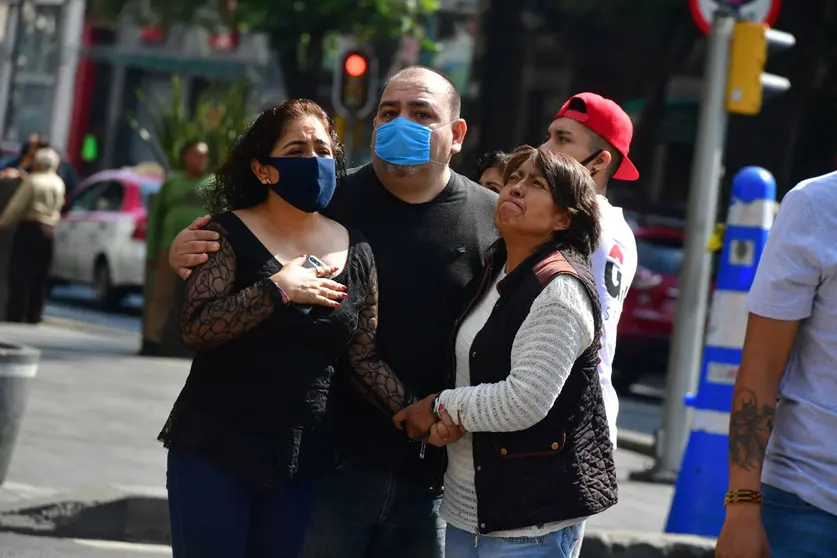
[{"xmin": 167, "ymin": 66, "xmax": 500, "ymax": 558}]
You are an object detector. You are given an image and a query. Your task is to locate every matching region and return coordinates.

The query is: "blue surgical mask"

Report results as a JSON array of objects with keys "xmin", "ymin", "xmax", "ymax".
[
  {"xmin": 259, "ymin": 156, "xmax": 336, "ymax": 213},
  {"xmin": 373, "ymin": 118, "xmax": 443, "ymax": 166}
]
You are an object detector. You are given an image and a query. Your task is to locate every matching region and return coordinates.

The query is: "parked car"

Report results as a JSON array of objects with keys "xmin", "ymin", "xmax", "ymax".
[
  {"xmin": 50, "ymin": 168, "xmax": 163, "ymax": 308},
  {"xmin": 612, "ymin": 223, "xmax": 684, "ymax": 393}
]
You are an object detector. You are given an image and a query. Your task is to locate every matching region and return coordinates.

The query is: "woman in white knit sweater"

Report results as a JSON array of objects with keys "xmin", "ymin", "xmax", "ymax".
[{"xmin": 395, "ymin": 146, "xmax": 615, "ymax": 558}]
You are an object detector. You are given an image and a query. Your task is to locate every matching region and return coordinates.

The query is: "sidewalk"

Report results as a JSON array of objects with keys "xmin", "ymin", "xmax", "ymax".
[{"xmin": 0, "ymin": 321, "xmax": 711, "ymax": 557}]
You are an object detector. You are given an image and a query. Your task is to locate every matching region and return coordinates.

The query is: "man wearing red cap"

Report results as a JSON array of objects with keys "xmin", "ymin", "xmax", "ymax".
[{"xmin": 541, "ymin": 92, "xmax": 639, "ymax": 453}]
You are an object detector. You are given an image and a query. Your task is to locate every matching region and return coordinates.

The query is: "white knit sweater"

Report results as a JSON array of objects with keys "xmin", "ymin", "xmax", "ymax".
[{"xmin": 438, "ymin": 269, "xmax": 595, "ymax": 537}]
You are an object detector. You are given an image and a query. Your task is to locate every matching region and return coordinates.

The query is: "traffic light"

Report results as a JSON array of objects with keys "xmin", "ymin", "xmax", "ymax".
[
  {"xmin": 332, "ymin": 49, "xmax": 378, "ymax": 118},
  {"xmin": 726, "ymin": 21, "xmax": 795, "ymax": 116}
]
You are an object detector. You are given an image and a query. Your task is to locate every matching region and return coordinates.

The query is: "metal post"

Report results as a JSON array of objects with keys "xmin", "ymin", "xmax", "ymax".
[
  {"xmin": 49, "ymin": 0, "xmax": 86, "ymax": 154},
  {"xmin": 0, "ymin": 2, "xmax": 24, "ymax": 139},
  {"xmin": 631, "ymin": 10, "xmax": 734, "ymax": 484},
  {"xmin": 344, "ymin": 115, "xmax": 355, "ymax": 167}
]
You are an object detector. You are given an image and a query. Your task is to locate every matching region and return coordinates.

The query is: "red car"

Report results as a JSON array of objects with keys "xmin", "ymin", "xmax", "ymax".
[{"xmin": 612, "ymin": 223, "xmax": 684, "ymax": 392}]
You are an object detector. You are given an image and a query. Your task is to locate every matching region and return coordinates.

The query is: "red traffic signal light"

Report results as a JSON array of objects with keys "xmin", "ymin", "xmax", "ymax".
[
  {"xmin": 344, "ymin": 54, "xmax": 368, "ymax": 77},
  {"xmin": 333, "ymin": 49, "xmax": 377, "ymax": 117}
]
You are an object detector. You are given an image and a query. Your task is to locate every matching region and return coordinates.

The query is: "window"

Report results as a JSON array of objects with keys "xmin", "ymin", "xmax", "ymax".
[
  {"xmin": 91, "ymin": 181, "xmax": 125, "ymax": 212},
  {"xmin": 636, "ymin": 237, "xmax": 684, "ymax": 277},
  {"xmin": 139, "ymin": 181, "xmax": 162, "ymax": 209},
  {"xmin": 64, "ymin": 182, "xmax": 106, "ymax": 213}
]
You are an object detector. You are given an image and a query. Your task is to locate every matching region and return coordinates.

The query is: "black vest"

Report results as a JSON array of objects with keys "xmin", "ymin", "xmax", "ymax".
[{"xmin": 448, "ymin": 240, "xmax": 618, "ymax": 534}]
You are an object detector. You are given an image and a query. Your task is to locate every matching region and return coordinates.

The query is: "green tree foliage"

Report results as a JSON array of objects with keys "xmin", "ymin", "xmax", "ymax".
[
  {"xmin": 128, "ymin": 74, "xmax": 254, "ymax": 171},
  {"xmin": 90, "ymin": 0, "xmax": 439, "ymax": 100}
]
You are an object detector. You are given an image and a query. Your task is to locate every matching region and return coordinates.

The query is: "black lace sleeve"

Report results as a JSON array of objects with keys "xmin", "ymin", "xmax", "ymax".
[
  {"xmin": 344, "ymin": 263, "xmax": 414, "ymax": 415},
  {"xmin": 179, "ymin": 221, "xmax": 285, "ymax": 350}
]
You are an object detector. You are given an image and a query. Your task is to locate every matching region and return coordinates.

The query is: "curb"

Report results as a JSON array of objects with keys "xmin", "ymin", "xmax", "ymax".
[
  {"xmin": 617, "ymin": 429, "xmax": 655, "ymax": 457},
  {"xmin": 583, "ymin": 530, "xmax": 715, "ymax": 558},
  {"xmin": 0, "ymin": 485, "xmax": 716, "ymax": 556},
  {"xmin": 0, "ymin": 485, "xmax": 168, "ymax": 544}
]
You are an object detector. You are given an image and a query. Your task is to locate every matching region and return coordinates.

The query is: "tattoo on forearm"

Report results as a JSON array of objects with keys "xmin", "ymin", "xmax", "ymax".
[{"xmin": 729, "ymin": 388, "xmax": 775, "ymax": 471}]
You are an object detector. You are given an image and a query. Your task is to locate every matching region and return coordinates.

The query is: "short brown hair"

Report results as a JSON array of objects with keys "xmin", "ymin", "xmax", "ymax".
[{"xmin": 503, "ymin": 145, "xmax": 601, "ymax": 257}]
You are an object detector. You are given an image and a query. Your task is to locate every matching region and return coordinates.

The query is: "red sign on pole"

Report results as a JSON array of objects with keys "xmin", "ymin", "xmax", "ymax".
[{"xmin": 689, "ymin": 0, "xmax": 781, "ymax": 35}]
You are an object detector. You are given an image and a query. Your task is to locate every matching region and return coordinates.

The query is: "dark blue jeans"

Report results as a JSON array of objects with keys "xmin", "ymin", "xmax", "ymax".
[
  {"xmin": 762, "ymin": 483, "xmax": 837, "ymax": 558},
  {"xmin": 166, "ymin": 449, "xmax": 315, "ymax": 558},
  {"xmin": 299, "ymin": 461, "xmax": 445, "ymax": 558}
]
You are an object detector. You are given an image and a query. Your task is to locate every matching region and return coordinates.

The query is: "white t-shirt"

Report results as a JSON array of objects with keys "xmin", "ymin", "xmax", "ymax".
[
  {"xmin": 592, "ymin": 196, "xmax": 638, "ymax": 445},
  {"xmin": 746, "ymin": 171, "xmax": 837, "ymax": 516}
]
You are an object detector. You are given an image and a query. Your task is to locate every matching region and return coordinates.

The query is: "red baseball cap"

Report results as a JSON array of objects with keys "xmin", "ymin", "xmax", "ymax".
[{"xmin": 554, "ymin": 92, "xmax": 639, "ymax": 181}]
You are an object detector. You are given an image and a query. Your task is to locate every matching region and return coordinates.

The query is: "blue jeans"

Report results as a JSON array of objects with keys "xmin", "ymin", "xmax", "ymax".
[
  {"xmin": 762, "ymin": 483, "xmax": 837, "ymax": 558},
  {"xmin": 166, "ymin": 449, "xmax": 315, "ymax": 558},
  {"xmin": 445, "ymin": 523, "xmax": 584, "ymax": 558},
  {"xmin": 300, "ymin": 461, "xmax": 445, "ymax": 558}
]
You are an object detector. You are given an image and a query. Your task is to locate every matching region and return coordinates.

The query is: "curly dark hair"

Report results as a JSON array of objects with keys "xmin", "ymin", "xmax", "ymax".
[
  {"xmin": 474, "ymin": 150, "xmax": 508, "ymax": 182},
  {"xmin": 203, "ymin": 99, "xmax": 345, "ymax": 214},
  {"xmin": 502, "ymin": 145, "xmax": 601, "ymax": 258}
]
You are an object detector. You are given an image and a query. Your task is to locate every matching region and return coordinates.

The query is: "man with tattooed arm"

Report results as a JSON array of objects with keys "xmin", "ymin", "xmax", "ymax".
[{"xmin": 715, "ymin": 171, "xmax": 837, "ymax": 558}]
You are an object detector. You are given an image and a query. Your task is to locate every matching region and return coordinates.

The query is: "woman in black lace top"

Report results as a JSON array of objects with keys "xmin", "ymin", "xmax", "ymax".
[{"xmin": 158, "ymin": 100, "xmax": 412, "ymax": 558}]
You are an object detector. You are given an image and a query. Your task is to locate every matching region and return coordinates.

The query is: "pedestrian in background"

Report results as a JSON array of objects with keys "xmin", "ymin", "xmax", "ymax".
[
  {"xmin": 474, "ymin": 150, "xmax": 508, "ymax": 193},
  {"xmin": 0, "ymin": 147, "xmax": 65, "ymax": 323},
  {"xmin": 541, "ymin": 93, "xmax": 639, "ymax": 451},
  {"xmin": 0, "ymin": 133, "xmax": 50, "ymax": 179},
  {"xmin": 716, "ymin": 170, "xmax": 837, "ymax": 558},
  {"xmin": 141, "ymin": 140, "xmax": 210, "ymax": 356},
  {"xmin": 159, "ymin": 99, "xmax": 411, "ymax": 558}
]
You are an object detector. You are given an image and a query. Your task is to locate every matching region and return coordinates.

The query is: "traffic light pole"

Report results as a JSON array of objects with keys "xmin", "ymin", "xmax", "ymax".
[
  {"xmin": 344, "ymin": 115, "xmax": 355, "ymax": 167},
  {"xmin": 632, "ymin": 10, "xmax": 735, "ymax": 484}
]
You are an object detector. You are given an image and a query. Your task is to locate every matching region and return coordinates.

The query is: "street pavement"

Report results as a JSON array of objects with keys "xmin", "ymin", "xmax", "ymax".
[
  {"xmin": 0, "ymin": 317, "xmax": 673, "ymax": 553},
  {"xmin": 0, "ymin": 533, "xmax": 170, "ymax": 557}
]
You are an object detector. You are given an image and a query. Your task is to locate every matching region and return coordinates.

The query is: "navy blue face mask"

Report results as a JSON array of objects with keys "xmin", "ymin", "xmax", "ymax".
[{"xmin": 258, "ymin": 156, "xmax": 336, "ymax": 213}]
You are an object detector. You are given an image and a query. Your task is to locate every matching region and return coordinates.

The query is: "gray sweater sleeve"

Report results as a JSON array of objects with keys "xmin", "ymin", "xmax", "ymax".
[{"xmin": 439, "ymin": 274, "xmax": 595, "ymax": 432}]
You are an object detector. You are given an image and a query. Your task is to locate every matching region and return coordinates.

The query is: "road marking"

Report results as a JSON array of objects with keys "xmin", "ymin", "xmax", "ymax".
[{"xmin": 72, "ymin": 539, "xmax": 171, "ymax": 554}]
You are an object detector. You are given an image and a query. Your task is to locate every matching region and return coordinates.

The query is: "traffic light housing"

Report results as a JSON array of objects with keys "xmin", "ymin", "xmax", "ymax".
[
  {"xmin": 726, "ymin": 21, "xmax": 795, "ymax": 116},
  {"xmin": 332, "ymin": 50, "xmax": 378, "ymax": 118}
]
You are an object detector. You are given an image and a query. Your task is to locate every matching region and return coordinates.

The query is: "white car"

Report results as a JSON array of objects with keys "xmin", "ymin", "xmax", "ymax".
[{"xmin": 51, "ymin": 168, "xmax": 163, "ymax": 307}]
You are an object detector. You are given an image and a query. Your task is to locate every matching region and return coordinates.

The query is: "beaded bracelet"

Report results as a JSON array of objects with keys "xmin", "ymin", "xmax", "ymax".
[{"xmin": 724, "ymin": 489, "xmax": 763, "ymax": 507}]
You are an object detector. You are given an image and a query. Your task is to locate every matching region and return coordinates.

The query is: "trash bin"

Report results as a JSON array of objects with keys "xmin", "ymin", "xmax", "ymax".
[{"xmin": 0, "ymin": 342, "xmax": 40, "ymax": 485}]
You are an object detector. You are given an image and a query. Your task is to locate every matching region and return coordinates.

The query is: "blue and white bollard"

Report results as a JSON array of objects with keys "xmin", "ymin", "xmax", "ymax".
[{"xmin": 664, "ymin": 166, "xmax": 777, "ymax": 537}]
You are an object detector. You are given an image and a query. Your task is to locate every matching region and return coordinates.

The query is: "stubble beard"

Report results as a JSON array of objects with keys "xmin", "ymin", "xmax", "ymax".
[{"xmin": 385, "ymin": 163, "xmax": 421, "ymax": 177}]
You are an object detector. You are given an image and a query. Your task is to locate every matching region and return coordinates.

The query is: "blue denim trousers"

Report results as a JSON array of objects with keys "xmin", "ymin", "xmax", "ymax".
[
  {"xmin": 445, "ymin": 523, "xmax": 585, "ymax": 558},
  {"xmin": 166, "ymin": 449, "xmax": 316, "ymax": 558},
  {"xmin": 762, "ymin": 483, "xmax": 837, "ymax": 558},
  {"xmin": 299, "ymin": 461, "xmax": 445, "ymax": 558}
]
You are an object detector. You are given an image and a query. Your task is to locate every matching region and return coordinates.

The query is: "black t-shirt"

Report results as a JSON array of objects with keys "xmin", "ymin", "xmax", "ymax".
[{"xmin": 324, "ymin": 164, "xmax": 499, "ymax": 484}]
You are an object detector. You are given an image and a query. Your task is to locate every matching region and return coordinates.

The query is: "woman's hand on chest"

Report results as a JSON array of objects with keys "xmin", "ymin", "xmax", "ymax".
[{"xmin": 271, "ymin": 255, "xmax": 348, "ymax": 308}]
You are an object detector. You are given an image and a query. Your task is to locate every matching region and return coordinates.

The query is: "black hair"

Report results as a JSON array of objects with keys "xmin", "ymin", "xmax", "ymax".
[
  {"xmin": 589, "ymin": 134, "xmax": 623, "ymax": 182},
  {"xmin": 204, "ymin": 99, "xmax": 345, "ymax": 214},
  {"xmin": 474, "ymin": 150, "xmax": 508, "ymax": 181},
  {"xmin": 387, "ymin": 65, "xmax": 462, "ymax": 120},
  {"xmin": 565, "ymin": 97, "xmax": 622, "ymax": 182},
  {"xmin": 503, "ymin": 145, "xmax": 601, "ymax": 258},
  {"xmin": 179, "ymin": 140, "xmax": 206, "ymax": 162}
]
